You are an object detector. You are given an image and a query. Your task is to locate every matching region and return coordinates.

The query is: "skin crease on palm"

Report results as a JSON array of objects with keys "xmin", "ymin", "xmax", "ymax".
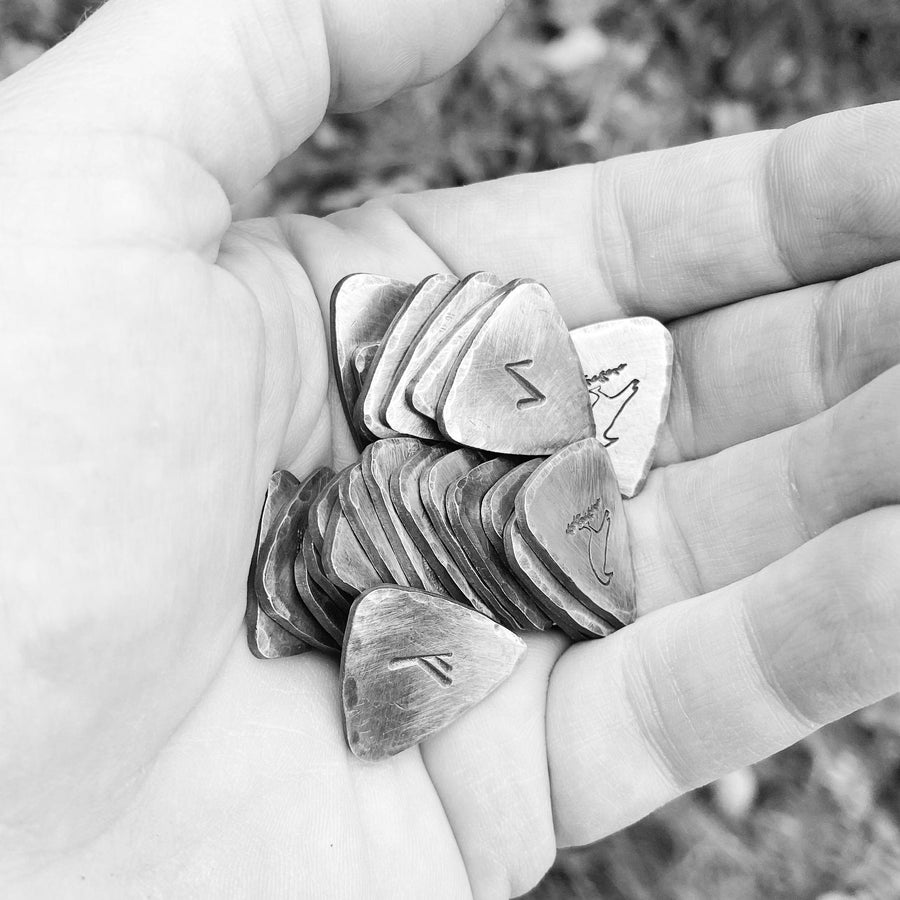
[{"xmin": 3, "ymin": 0, "xmax": 900, "ymax": 897}]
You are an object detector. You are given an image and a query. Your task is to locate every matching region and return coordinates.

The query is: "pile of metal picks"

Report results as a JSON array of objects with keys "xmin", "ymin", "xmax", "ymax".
[{"xmin": 246, "ymin": 272, "xmax": 673, "ymax": 760}]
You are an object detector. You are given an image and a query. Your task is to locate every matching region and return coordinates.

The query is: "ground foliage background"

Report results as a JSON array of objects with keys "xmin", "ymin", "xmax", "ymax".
[{"xmin": 4, "ymin": 1, "xmax": 900, "ymax": 897}]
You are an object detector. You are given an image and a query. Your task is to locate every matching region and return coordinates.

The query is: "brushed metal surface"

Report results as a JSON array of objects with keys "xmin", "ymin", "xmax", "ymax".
[
  {"xmin": 303, "ymin": 527, "xmax": 353, "ymax": 612},
  {"xmin": 515, "ymin": 438, "xmax": 635, "ymax": 626},
  {"xmin": 420, "ymin": 448, "xmax": 500, "ymax": 620},
  {"xmin": 481, "ymin": 457, "xmax": 542, "ymax": 556},
  {"xmin": 356, "ymin": 274, "xmax": 458, "ymax": 440},
  {"xmin": 339, "ymin": 464, "xmax": 407, "ymax": 584},
  {"xmin": 352, "ymin": 341, "xmax": 380, "ymax": 394},
  {"xmin": 296, "ymin": 531, "xmax": 347, "ymax": 646},
  {"xmin": 256, "ymin": 482, "xmax": 338, "ymax": 649},
  {"xmin": 388, "ymin": 445, "xmax": 482, "ymax": 607},
  {"xmin": 386, "ymin": 272, "xmax": 504, "ymax": 438},
  {"xmin": 322, "ymin": 496, "xmax": 381, "ymax": 595},
  {"xmin": 330, "ymin": 274, "xmax": 413, "ymax": 448},
  {"xmin": 291, "ymin": 539, "xmax": 341, "ymax": 651},
  {"xmin": 503, "ymin": 516, "xmax": 617, "ymax": 640},
  {"xmin": 438, "ymin": 280, "xmax": 595, "ymax": 454},
  {"xmin": 570, "ymin": 317, "xmax": 673, "ymax": 497},
  {"xmin": 444, "ymin": 473, "xmax": 521, "ymax": 628},
  {"xmin": 361, "ymin": 438, "xmax": 444, "ymax": 592},
  {"xmin": 307, "ymin": 470, "xmax": 342, "ymax": 553},
  {"xmin": 341, "ymin": 586, "xmax": 526, "ymax": 760},
  {"xmin": 409, "ymin": 284, "xmax": 513, "ymax": 419},
  {"xmin": 245, "ymin": 580, "xmax": 311, "ymax": 659},
  {"xmin": 449, "ymin": 461, "xmax": 552, "ymax": 631}
]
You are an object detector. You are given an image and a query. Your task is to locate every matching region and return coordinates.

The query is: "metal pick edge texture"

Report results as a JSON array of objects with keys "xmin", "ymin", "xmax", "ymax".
[{"xmin": 246, "ymin": 271, "xmax": 673, "ymax": 760}]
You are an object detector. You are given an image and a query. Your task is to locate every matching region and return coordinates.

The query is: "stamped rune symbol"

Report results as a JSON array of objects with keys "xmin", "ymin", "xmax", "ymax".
[
  {"xmin": 504, "ymin": 359, "xmax": 547, "ymax": 410},
  {"xmin": 566, "ymin": 500, "xmax": 614, "ymax": 586},
  {"xmin": 389, "ymin": 652, "xmax": 454, "ymax": 687},
  {"xmin": 585, "ymin": 363, "xmax": 640, "ymax": 447}
]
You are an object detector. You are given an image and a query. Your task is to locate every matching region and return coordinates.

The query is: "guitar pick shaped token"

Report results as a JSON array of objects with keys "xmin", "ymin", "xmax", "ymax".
[
  {"xmin": 569, "ymin": 317, "xmax": 673, "ymax": 497},
  {"xmin": 357, "ymin": 273, "xmax": 458, "ymax": 440},
  {"xmin": 245, "ymin": 579, "xmax": 310, "ymax": 659},
  {"xmin": 437, "ymin": 281, "xmax": 595, "ymax": 454},
  {"xmin": 256, "ymin": 477, "xmax": 339, "ymax": 651},
  {"xmin": 515, "ymin": 438, "xmax": 636, "ymax": 626},
  {"xmin": 387, "ymin": 271, "xmax": 503, "ymax": 437},
  {"xmin": 341, "ymin": 586, "xmax": 526, "ymax": 760},
  {"xmin": 330, "ymin": 274, "xmax": 413, "ymax": 448}
]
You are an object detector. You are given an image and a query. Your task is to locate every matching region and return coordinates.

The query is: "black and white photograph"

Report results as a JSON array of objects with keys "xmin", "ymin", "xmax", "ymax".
[{"xmin": 3, "ymin": 1, "xmax": 900, "ymax": 897}]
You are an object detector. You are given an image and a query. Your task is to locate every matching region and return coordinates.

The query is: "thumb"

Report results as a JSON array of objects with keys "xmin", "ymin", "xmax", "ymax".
[{"xmin": 0, "ymin": 0, "xmax": 510, "ymax": 202}]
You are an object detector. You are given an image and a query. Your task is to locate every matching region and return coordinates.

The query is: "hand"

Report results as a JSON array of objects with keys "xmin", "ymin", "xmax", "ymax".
[{"xmin": 3, "ymin": 1, "xmax": 900, "ymax": 896}]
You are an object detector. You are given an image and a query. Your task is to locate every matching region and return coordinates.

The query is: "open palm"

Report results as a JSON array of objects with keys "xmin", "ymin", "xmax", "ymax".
[{"xmin": 3, "ymin": 1, "xmax": 900, "ymax": 897}]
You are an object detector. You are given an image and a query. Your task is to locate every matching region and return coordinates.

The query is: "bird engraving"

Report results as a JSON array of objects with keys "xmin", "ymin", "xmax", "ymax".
[
  {"xmin": 585, "ymin": 363, "xmax": 640, "ymax": 446},
  {"xmin": 567, "ymin": 501, "xmax": 614, "ymax": 585},
  {"xmin": 389, "ymin": 652, "xmax": 454, "ymax": 686},
  {"xmin": 504, "ymin": 359, "xmax": 547, "ymax": 410}
]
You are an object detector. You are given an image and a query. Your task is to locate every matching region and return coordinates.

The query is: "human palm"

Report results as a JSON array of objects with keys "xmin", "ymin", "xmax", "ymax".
[{"xmin": 3, "ymin": 1, "xmax": 900, "ymax": 897}]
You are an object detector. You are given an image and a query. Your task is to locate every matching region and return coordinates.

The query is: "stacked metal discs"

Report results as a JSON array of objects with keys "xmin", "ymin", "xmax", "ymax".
[{"xmin": 246, "ymin": 271, "xmax": 673, "ymax": 759}]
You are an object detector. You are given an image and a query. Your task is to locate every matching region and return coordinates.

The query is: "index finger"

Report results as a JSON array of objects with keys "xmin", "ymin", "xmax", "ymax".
[{"xmin": 383, "ymin": 102, "xmax": 900, "ymax": 324}]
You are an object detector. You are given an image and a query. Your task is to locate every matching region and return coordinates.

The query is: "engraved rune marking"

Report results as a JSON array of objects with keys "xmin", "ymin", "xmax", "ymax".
[
  {"xmin": 567, "ymin": 501, "xmax": 614, "ymax": 585},
  {"xmin": 585, "ymin": 363, "xmax": 640, "ymax": 447},
  {"xmin": 389, "ymin": 652, "xmax": 454, "ymax": 687},
  {"xmin": 504, "ymin": 359, "xmax": 546, "ymax": 410}
]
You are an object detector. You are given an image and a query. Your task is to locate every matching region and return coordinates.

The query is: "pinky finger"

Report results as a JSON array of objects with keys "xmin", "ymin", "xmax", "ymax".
[{"xmin": 547, "ymin": 507, "xmax": 900, "ymax": 847}]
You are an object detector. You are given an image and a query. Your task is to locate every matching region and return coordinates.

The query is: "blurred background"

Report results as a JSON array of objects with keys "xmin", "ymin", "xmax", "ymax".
[{"xmin": 4, "ymin": 1, "xmax": 900, "ymax": 897}]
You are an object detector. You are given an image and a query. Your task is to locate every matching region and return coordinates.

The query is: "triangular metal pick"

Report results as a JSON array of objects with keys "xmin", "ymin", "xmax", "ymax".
[
  {"xmin": 437, "ymin": 281, "xmax": 595, "ymax": 454},
  {"xmin": 330, "ymin": 274, "xmax": 413, "ymax": 448},
  {"xmin": 341, "ymin": 586, "xmax": 526, "ymax": 761},
  {"xmin": 515, "ymin": 437, "xmax": 636, "ymax": 626},
  {"xmin": 569, "ymin": 317, "xmax": 673, "ymax": 497},
  {"xmin": 356, "ymin": 273, "xmax": 458, "ymax": 440}
]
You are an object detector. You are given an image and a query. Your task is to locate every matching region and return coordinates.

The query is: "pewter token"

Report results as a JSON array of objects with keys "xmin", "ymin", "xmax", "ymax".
[
  {"xmin": 503, "ymin": 516, "xmax": 616, "ymax": 640},
  {"xmin": 339, "ymin": 464, "xmax": 407, "ymax": 584},
  {"xmin": 307, "ymin": 471, "xmax": 341, "ymax": 553},
  {"xmin": 420, "ymin": 448, "xmax": 500, "ymax": 621},
  {"xmin": 303, "ymin": 527, "xmax": 353, "ymax": 613},
  {"xmin": 356, "ymin": 274, "xmax": 458, "ymax": 440},
  {"xmin": 291, "ymin": 541, "xmax": 342, "ymax": 651},
  {"xmin": 330, "ymin": 274, "xmax": 413, "ymax": 448},
  {"xmin": 245, "ymin": 580, "xmax": 311, "ymax": 659},
  {"xmin": 386, "ymin": 272, "xmax": 504, "ymax": 439},
  {"xmin": 322, "ymin": 497, "xmax": 381, "ymax": 595},
  {"xmin": 352, "ymin": 342, "xmax": 380, "ymax": 394},
  {"xmin": 515, "ymin": 438, "xmax": 635, "ymax": 626},
  {"xmin": 570, "ymin": 317, "xmax": 673, "ymax": 497},
  {"xmin": 409, "ymin": 283, "xmax": 513, "ymax": 419},
  {"xmin": 389, "ymin": 445, "xmax": 481, "ymax": 607},
  {"xmin": 449, "ymin": 462, "xmax": 552, "ymax": 631},
  {"xmin": 481, "ymin": 458, "xmax": 542, "ymax": 556},
  {"xmin": 437, "ymin": 280, "xmax": 595, "ymax": 454},
  {"xmin": 254, "ymin": 470, "xmax": 302, "ymax": 570},
  {"xmin": 444, "ymin": 470, "xmax": 525, "ymax": 629},
  {"xmin": 341, "ymin": 586, "xmax": 526, "ymax": 760},
  {"xmin": 295, "ymin": 531, "xmax": 346, "ymax": 646},
  {"xmin": 256, "ymin": 485, "xmax": 338, "ymax": 650},
  {"xmin": 361, "ymin": 438, "xmax": 444, "ymax": 592}
]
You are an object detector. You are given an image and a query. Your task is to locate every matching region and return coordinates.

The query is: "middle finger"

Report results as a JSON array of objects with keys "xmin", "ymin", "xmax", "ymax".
[{"xmin": 630, "ymin": 364, "xmax": 900, "ymax": 613}]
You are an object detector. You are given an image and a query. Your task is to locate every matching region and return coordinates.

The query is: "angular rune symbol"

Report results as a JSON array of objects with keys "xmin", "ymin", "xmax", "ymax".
[
  {"xmin": 567, "ymin": 500, "xmax": 614, "ymax": 586},
  {"xmin": 585, "ymin": 363, "xmax": 640, "ymax": 447},
  {"xmin": 389, "ymin": 651, "xmax": 454, "ymax": 687},
  {"xmin": 504, "ymin": 359, "xmax": 547, "ymax": 410}
]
